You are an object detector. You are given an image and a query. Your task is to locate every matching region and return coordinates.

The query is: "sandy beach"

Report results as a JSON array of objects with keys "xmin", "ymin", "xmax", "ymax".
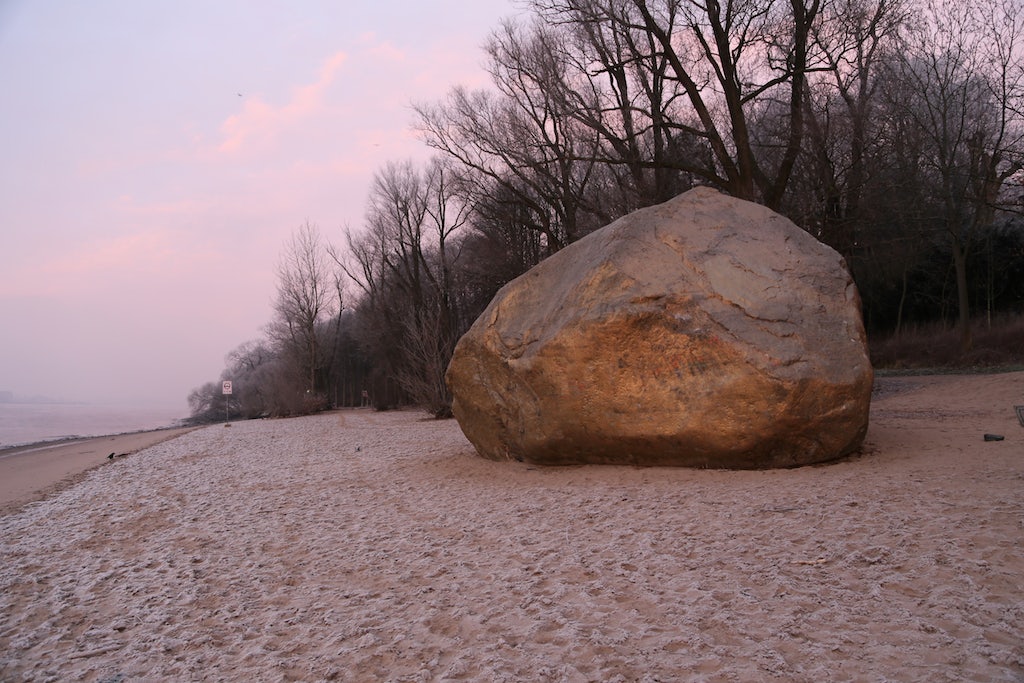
[{"xmin": 1, "ymin": 372, "xmax": 1022, "ymax": 681}]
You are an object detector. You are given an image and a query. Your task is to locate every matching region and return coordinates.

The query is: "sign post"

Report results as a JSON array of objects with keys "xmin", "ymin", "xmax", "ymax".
[{"xmin": 222, "ymin": 380, "xmax": 232, "ymax": 422}]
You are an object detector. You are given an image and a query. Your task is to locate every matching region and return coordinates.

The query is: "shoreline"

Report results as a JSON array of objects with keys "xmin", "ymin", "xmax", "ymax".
[
  {"xmin": 1, "ymin": 369, "xmax": 1017, "ymax": 515},
  {"xmin": 0, "ymin": 422, "xmax": 191, "ymax": 458},
  {"xmin": 0, "ymin": 425, "xmax": 200, "ymax": 515},
  {"xmin": 1, "ymin": 371, "xmax": 1021, "ymax": 680}
]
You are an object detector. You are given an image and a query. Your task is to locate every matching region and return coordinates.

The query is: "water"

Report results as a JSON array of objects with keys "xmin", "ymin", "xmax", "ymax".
[{"xmin": 0, "ymin": 403, "xmax": 188, "ymax": 449}]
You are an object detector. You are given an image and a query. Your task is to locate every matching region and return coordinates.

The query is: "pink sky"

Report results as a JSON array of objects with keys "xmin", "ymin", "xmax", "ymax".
[{"xmin": 0, "ymin": 1, "xmax": 518, "ymax": 411}]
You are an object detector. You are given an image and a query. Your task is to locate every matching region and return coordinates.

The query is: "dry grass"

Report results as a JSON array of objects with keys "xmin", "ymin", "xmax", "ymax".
[{"xmin": 869, "ymin": 314, "xmax": 1024, "ymax": 373}]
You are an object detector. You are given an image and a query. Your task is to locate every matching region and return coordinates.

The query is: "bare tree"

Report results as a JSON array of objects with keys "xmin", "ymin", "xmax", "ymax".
[
  {"xmin": 187, "ymin": 381, "xmax": 223, "ymax": 423},
  {"xmin": 532, "ymin": 0, "xmax": 823, "ymax": 208},
  {"xmin": 270, "ymin": 221, "xmax": 339, "ymax": 396},
  {"xmin": 416, "ymin": 19, "xmax": 604, "ymax": 253},
  {"xmin": 340, "ymin": 158, "xmax": 470, "ymax": 416},
  {"xmin": 881, "ymin": 0, "xmax": 1024, "ymax": 350},
  {"xmin": 560, "ymin": 0, "xmax": 698, "ymax": 210},
  {"xmin": 223, "ymin": 340, "xmax": 275, "ymax": 418},
  {"xmin": 792, "ymin": 0, "xmax": 910, "ymax": 247}
]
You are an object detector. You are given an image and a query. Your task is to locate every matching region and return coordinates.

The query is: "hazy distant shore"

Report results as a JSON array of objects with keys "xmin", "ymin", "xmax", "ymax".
[{"xmin": 1, "ymin": 371, "xmax": 1021, "ymax": 681}]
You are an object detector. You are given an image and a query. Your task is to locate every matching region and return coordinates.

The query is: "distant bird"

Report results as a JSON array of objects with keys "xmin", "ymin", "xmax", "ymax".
[
  {"xmin": 237, "ymin": 92, "xmax": 243, "ymax": 97},
  {"xmin": 108, "ymin": 452, "xmax": 115, "ymax": 460}
]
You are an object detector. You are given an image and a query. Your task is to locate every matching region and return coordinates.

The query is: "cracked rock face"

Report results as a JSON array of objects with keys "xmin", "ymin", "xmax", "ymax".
[{"xmin": 446, "ymin": 187, "xmax": 873, "ymax": 468}]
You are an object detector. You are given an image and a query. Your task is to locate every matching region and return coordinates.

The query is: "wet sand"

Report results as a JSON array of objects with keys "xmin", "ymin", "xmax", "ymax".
[
  {"xmin": 0, "ymin": 372, "xmax": 1022, "ymax": 681},
  {"xmin": 0, "ymin": 427, "xmax": 198, "ymax": 515}
]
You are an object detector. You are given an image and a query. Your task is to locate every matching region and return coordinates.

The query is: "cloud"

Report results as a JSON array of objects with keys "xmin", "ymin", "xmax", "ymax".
[
  {"xmin": 44, "ymin": 233, "xmax": 157, "ymax": 286},
  {"xmin": 0, "ymin": 224, "xmax": 216, "ymax": 301},
  {"xmin": 364, "ymin": 39, "xmax": 407, "ymax": 64},
  {"xmin": 217, "ymin": 51, "xmax": 349, "ymax": 155}
]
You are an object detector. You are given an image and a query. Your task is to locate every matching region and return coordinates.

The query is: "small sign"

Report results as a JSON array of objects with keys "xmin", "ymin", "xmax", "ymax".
[{"xmin": 222, "ymin": 380, "xmax": 233, "ymax": 395}]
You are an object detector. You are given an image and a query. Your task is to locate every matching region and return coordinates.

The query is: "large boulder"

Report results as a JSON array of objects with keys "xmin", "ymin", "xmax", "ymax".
[{"xmin": 446, "ymin": 187, "xmax": 873, "ymax": 468}]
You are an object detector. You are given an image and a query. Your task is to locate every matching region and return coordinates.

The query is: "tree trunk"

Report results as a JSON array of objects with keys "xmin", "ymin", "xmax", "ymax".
[
  {"xmin": 951, "ymin": 238, "xmax": 972, "ymax": 353},
  {"xmin": 895, "ymin": 268, "xmax": 909, "ymax": 339}
]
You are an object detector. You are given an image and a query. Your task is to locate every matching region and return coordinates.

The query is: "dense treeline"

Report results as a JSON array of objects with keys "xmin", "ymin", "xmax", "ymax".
[{"xmin": 188, "ymin": 0, "xmax": 1023, "ymax": 423}]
